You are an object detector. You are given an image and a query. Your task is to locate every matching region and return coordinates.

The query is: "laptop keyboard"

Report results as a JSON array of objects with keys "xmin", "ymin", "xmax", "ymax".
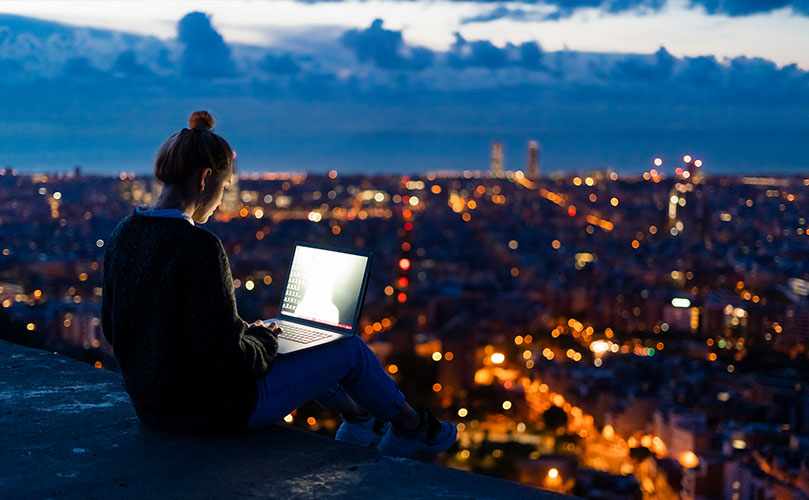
[{"xmin": 275, "ymin": 322, "xmax": 333, "ymax": 344}]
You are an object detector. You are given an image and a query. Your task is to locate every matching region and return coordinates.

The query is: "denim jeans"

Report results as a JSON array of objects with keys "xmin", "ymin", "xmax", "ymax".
[{"xmin": 247, "ymin": 334, "xmax": 407, "ymax": 429}]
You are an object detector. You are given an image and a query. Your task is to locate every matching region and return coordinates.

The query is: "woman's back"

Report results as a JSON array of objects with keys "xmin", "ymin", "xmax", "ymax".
[{"xmin": 102, "ymin": 209, "xmax": 274, "ymax": 433}]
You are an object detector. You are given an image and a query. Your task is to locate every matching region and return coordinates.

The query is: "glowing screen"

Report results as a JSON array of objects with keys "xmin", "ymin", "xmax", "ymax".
[{"xmin": 280, "ymin": 245, "xmax": 369, "ymax": 330}]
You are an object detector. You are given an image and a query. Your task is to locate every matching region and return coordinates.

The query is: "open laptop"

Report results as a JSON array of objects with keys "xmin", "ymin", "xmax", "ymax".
[{"xmin": 261, "ymin": 241, "xmax": 373, "ymax": 355}]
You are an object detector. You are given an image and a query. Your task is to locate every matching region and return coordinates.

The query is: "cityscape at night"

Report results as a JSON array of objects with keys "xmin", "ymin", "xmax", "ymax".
[{"xmin": 2, "ymin": 152, "xmax": 809, "ymax": 498}]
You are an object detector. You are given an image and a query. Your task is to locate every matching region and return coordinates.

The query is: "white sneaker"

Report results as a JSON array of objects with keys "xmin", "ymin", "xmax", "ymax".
[
  {"xmin": 376, "ymin": 407, "xmax": 457, "ymax": 458},
  {"xmin": 335, "ymin": 412, "xmax": 391, "ymax": 448}
]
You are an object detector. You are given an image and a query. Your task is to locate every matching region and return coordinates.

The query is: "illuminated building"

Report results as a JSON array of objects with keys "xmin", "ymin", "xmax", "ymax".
[
  {"xmin": 783, "ymin": 303, "xmax": 809, "ymax": 349},
  {"xmin": 119, "ymin": 179, "xmax": 151, "ymax": 205},
  {"xmin": 526, "ymin": 140, "xmax": 540, "ymax": 180},
  {"xmin": 490, "ymin": 141, "xmax": 503, "ymax": 178}
]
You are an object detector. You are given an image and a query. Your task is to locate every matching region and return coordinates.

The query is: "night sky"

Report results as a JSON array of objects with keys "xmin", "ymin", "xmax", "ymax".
[{"xmin": 1, "ymin": 0, "xmax": 807, "ymax": 175}]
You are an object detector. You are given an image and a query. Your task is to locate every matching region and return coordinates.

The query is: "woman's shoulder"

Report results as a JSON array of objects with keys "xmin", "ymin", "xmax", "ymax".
[{"xmin": 111, "ymin": 210, "xmax": 223, "ymax": 252}]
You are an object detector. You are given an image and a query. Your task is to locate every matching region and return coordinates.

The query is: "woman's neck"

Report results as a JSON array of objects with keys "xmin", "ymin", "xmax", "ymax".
[{"xmin": 152, "ymin": 185, "xmax": 196, "ymax": 218}]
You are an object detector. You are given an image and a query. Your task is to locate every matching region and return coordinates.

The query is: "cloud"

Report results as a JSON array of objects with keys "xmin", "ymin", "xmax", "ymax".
[
  {"xmin": 113, "ymin": 50, "xmax": 153, "ymax": 76},
  {"xmin": 519, "ymin": 41, "xmax": 544, "ymax": 70},
  {"xmin": 262, "ymin": 52, "xmax": 300, "ymax": 74},
  {"xmin": 296, "ymin": 0, "xmax": 809, "ymax": 18},
  {"xmin": 613, "ymin": 46, "xmax": 675, "ymax": 80},
  {"xmin": 63, "ymin": 56, "xmax": 103, "ymax": 77},
  {"xmin": 176, "ymin": 11, "xmax": 235, "ymax": 78},
  {"xmin": 449, "ymin": 33, "xmax": 508, "ymax": 69},
  {"xmin": 688, "ymin": 0, "xmax": 809, "ymax": 16},
  {"xmin": 461, "ymin": 6, "xmax": 548, "ymax": 24},
  {"xmin": 448, "ymin": 33, "xmax": 544, "ymax": 70},
  {"xmin": 340, "ymin": 18, "xmax": 433, "ymax": 70}
]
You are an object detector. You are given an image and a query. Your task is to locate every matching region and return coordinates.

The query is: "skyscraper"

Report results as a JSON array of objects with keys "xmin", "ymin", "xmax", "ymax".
[
  {"xmin": 491, "ymin": 141, "xmax": 503, "ymax": 178},
  {"xmin": 527, "ymin": 140, "xmax": 540, "ymax": 180}
]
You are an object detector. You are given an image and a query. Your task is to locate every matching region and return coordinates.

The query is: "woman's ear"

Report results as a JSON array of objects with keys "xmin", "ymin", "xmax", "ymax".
[{"xmin": 199, "ymin": 168, "xmax": 213, "ymax": 192}]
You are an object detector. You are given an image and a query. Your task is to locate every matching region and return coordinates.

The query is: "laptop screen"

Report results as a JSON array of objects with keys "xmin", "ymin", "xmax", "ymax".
[{"xmin": 279, "ymin": 244, "xmax": 370, "ymax": 331}]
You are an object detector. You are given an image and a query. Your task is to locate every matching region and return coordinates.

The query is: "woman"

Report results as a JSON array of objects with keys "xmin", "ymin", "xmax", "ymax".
[{"xmin": 101, "ymin": 111, "xmax": 456, "ymax": 458}]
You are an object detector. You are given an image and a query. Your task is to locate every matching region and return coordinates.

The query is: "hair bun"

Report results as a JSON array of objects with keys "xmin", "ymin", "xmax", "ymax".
[{"xmin": 188, "ymin": 110, "xmax": 215, "ymax": 131}]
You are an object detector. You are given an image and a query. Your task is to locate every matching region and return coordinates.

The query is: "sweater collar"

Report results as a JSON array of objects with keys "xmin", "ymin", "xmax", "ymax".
[{"xmin": 134, "ymin": 205, "xmax": 195, "ymax": 226}]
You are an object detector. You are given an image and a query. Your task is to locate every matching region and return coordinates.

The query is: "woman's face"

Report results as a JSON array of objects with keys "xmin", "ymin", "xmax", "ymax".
[{"xmin": 192, "ymin": 169, "xmax": 231, "ymax": 224}]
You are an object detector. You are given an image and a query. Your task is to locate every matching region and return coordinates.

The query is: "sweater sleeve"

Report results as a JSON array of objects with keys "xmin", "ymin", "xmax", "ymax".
[{"xmin": 186, "ymin": 232, "xmax": 278, "ymax": 379}]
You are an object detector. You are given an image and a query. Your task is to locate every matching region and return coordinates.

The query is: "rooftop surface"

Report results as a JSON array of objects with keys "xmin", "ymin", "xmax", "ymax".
[{"xmin": 0, "ymin": 340, "xmax": 570, "ymax": 499}]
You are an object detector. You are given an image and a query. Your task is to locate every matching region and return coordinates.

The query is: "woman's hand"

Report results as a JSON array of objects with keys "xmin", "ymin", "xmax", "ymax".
[{"xmin": 243, "ymin": 319, "xmax": 282, "ymax": 335}]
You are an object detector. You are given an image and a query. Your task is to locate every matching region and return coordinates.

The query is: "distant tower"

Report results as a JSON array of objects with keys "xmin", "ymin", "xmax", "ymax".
[
  {"xmin": 73, "ymin": 165, "xmax": 82, "ymax": 177},
  {"xmin": 527, "ymin": 140, "xmax": 540, "ymax": 180},
  {"xmin": 491, "ymin": 141, "xmax": 503, "ymax": 178}
]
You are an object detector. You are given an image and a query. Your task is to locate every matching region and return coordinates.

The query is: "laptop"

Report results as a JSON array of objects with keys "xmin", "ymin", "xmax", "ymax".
[{"xmin": 261, "ymin": 241, "xmax": 373, "ymax": 355}]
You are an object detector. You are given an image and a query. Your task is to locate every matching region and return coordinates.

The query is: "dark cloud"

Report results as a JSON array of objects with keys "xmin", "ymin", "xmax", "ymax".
[
  {"xmin": 297, "ymin": 0, "xmax": 809, "ymax": 17},
  {"xmin": 63, "ymin": 57, "xmax": 102, "ymax": 77},
  {"xmin": 448, "ymin": 34, "xmax": 544, "ymax": 70},
  {"xmin": 449, "ymin": 33, "xmax": 508, "ymax": 69},
  {"xmin": 688, "ymin": 0, "xmax": 809, "ymax": 16},
  {"xmin": 113, "ymin": 50, "xmax": 153, "ymax": 76},
  {"xmin": 262, "ymin": 52, "xmax": 300, "ymax": 74},
  {"xmin": 0, "ymin": 57, "xmax": 23, "ymax": 75},
  {"xmin": 677, "ymin": 55, "xmax": 723, "ymax": 85},
  {"xmin": 613, "ymin": 46, "xmax": 675, "ymax": 80},
  {"xmin": 461, "ymin": 6, "xmax": 545, "ymax": 24},
  {"xmin": 461, "ymin": 1, "xmax": 668, "ymax": 24},
  {"xmin": 519, "ymin": 41, "xmax": 544, "ymax": 70},
  {"xmin": 340, "ymin": 19, "xmax": 433, "ymax": 70},
  {"xmin": 548, "ymin": 0, "xmax": 665, "ymax": 16},
  {"xmin": 176, "ymin": 11, "xmax": 235, "ymax": 78}
]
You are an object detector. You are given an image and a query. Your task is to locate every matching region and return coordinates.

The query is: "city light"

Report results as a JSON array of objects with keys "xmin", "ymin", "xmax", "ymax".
[
  {"xmin": 671, "ymin": 297, "xmax": 691, "ymax": 308},
  {"xmin": 491, "ymin": 352, "xmax": 505, "ymax": 364},
  {"xmin": 589, "ymin": 340, "xmax": 610, "ymax": 354},
  {"xmin": 679, "ymin": 451, "xmax": 699, "ymax": 468},
  {"xmin": 399, "ymin": 258, "xmax": 411, "ymax": 270}
]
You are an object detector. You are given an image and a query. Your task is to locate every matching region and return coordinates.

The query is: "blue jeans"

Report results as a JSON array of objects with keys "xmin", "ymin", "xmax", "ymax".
[{"xmin": 247, "ymin": 334, "xmax": 407, "ymax": 429}]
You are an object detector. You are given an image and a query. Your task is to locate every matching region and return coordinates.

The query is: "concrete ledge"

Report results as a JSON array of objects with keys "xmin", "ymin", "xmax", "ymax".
[{"xmin": 0, "ymin": 340, "xmax": 570, "ymax": 499}]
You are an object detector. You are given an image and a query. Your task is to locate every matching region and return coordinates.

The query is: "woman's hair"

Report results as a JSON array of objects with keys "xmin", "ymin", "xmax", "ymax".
[{"xmin": 154, "ymin": 111, "xmax": 234, "ymax": 186}]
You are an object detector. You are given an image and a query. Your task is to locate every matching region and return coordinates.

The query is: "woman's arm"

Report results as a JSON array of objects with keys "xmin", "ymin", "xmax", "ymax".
[{"xmin": 186, "ymin": 233, "xmax": 278, "ymax": 379}]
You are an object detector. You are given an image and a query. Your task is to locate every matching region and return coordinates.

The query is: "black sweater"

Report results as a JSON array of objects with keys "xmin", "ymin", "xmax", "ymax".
[{"xmin": 101, "ymin": 209, "xmax": 278, "ymax": 434}]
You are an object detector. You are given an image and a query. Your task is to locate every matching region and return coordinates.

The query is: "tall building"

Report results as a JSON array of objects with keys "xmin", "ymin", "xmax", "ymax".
[
  {"xmin": 527, "ymin": 140, "xmax": 540, "ymax": 180},
  {"xmin": 491, "ymin": 141, "xmax": 503, "ymax": 177}
]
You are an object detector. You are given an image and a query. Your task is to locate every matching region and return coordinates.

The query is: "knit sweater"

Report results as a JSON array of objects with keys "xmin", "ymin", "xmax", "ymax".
[{"xmin": 101, "ymin": 208, "xmax": 278, "ymax": 434}]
